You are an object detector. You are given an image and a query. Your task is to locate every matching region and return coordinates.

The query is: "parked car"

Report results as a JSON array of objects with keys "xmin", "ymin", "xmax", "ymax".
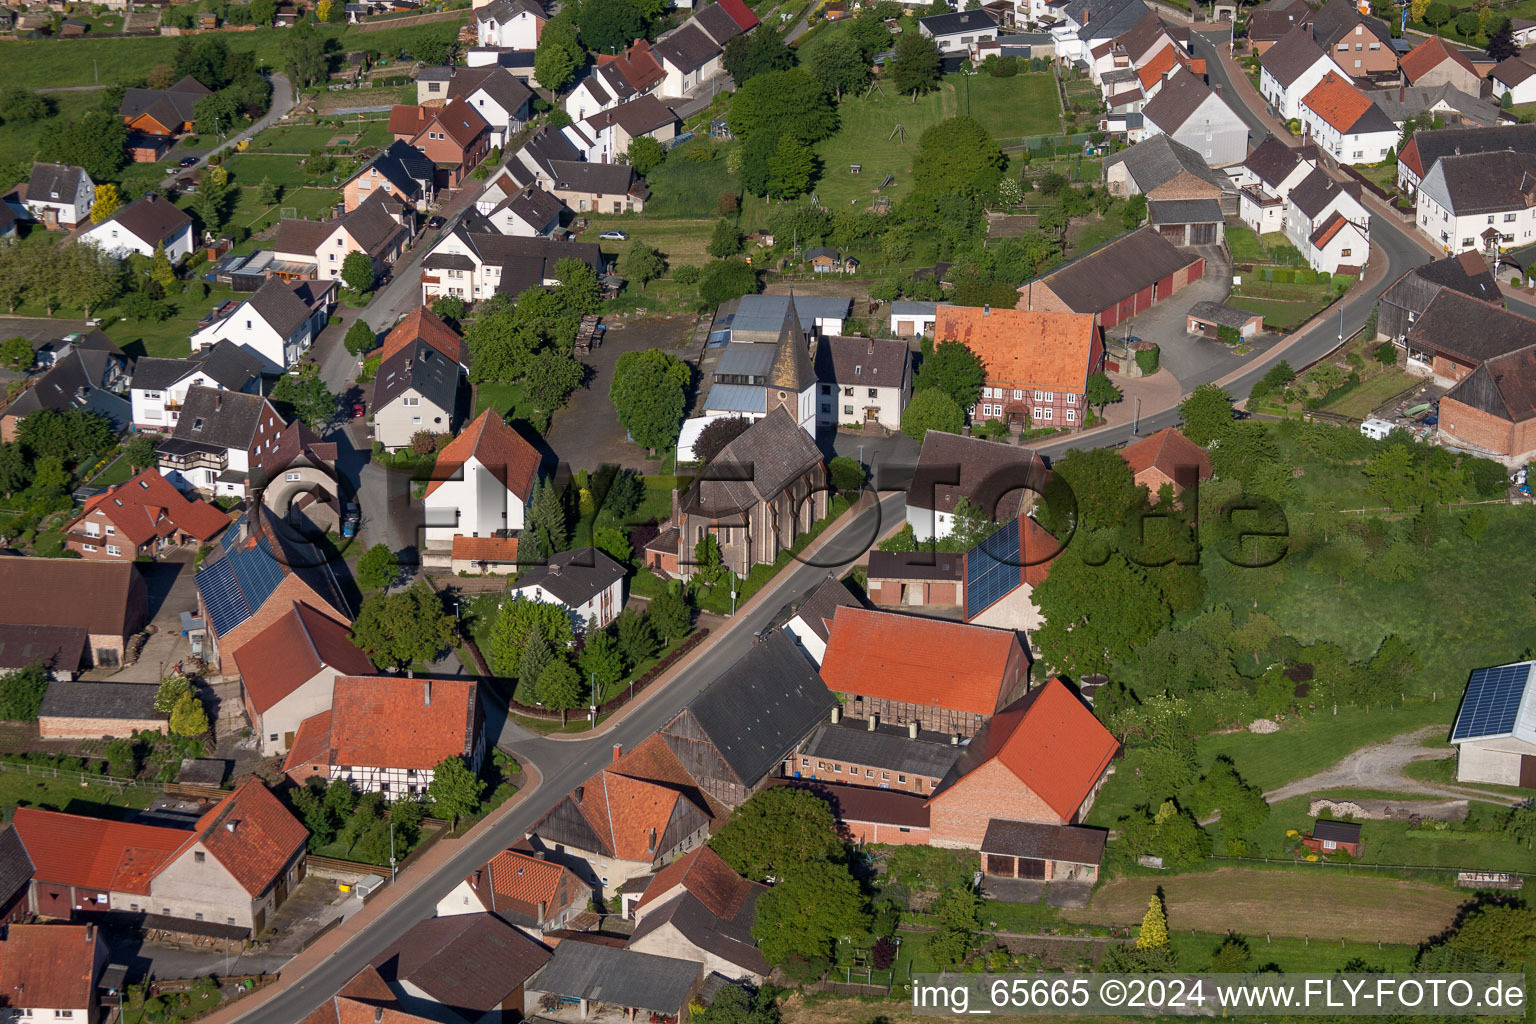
[
  {"xmin": 179, "ymin": 156, "xmax": 198, "ymax": 168},
  {"xmin": 428, "ymin": 216, "xmax": 445, "ymax": 229},
  {"xmin": 351, "ymin": 402, "xmax": 366, "ymax": 418},
  {"xmin": 599, "ymin": 229, "xmax": 628, "ymax": 240}
]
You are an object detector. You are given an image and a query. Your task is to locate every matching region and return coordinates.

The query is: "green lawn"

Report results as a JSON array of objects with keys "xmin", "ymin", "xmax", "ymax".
[
  {"xmin": 1321, "ymin": 367, "xmax": 1420, "ymax": 419},
  {"xmin": 224, "ymin": 151, "xmax": 361, "ymax": 189},
  {"xmin": 105, "ymin": 283, "xmax": 248, "ymax": 360},
  {"xmin": 638, "ymin": 140, "xmax": 740, "ymax": 218},
  {"xmin": 0, "ymin": 91, "xmax": 99, "ymax": 175},
  {"xmin": 579, "ymin": 217, "xmax": 716, "ymax": 265},
  {"xmin": 473, "ymin": 381, "xmax": 533, "ymax": 421},
  {"xmin": 1226, "ymin": 224, "xmax": 1265, "ymax": 262},
  {"xmin": 1168, "ymin": 931, "xmax": 1418, "ymax": 972},
  {"xmin": 86, "ymin": 454, "xmax": 137, "ymax": 488},
  {"xmin": 0, "ymin": 768, "xmax": 156, "ymax": 815},
  {"xmin": 958, "ymin": 72, "xmax": 1060, "ymax": 141},
  {"xmin": 1226, "ymin": 295, "xmax": 1322, "ymax": 331}
]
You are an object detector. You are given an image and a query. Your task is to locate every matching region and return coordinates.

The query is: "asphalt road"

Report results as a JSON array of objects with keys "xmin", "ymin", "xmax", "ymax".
[
  {"xmin": 227, "ymin": 493, "xmax": 907, "ymax": 1024},
  {"xmin": 172, "ymin": 73, "xmax": 296, "ymax": 177}
]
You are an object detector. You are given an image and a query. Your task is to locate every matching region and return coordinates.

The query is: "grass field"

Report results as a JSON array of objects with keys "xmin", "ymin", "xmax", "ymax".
[
  {"xmin": 1226, "ymin": 224, "xmax": 1265, "ymax": 262},
  {"xmin": 104, "ymin": 282, "xmax": 248, "ymax": 360},
  {"xmin": 1227, "ymin": 295, "xmax": 1322, "ymax": 330},
  {"xmin": 814, "ymin": 74, "xmax": 1056, "ymax": 208},
  {"xmin": 473, "ymin": 380, "xmax": 533, "ymax": 421},
  {"xmin": 0, "ymin": 18, "xmax": 466, "ymax": 89},
  {"xmin": 579, "ymin": 217, "xmax": 716, "ymax": 264},
  {"xmin": 1064, "ymin": 867, "xmax": 1467, "ymax": 944},
  {"xmin": 1167, "ymin": 931, "xmax": 1419, "ymax": 972},
  {"xmin": 0, "ymin": 91, "xmax": 99, "ymax": 173},
  {"xmin": 224, "ymin": 151, "xmax": 361, "ymax": 189},
  {"xmin": 1086, "ymin": 701, "xmax": 1454, "ymax": 829},
  {"xmin": 245, "ymin": 121, "xmax": 393, "ymax": 155},
  {"xmin": 0, "ymin": 769, "xmax": 155, "ymax": 816},
  {"xmin": 637, "ymin": 141, "xmax": 739, "ymax": 218},
  {"xmin": 1321, "ymin": 367, "xmax": 1420, "ymax": 419}
]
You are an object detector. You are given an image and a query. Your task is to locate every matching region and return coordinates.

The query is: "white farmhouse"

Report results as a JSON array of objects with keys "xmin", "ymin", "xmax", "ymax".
[
  {"xmin": 423, "ymin": 408, "xmax": 542, "ymax": 547},
  {"xmin": 77, "ymin": 193, "xmax": 193, "ymax": 262},
  {"xmin": 813, "ymin": 334, "xmax": 912, "ymax": 431},
  {"xmin": 129, "ymin": 340, "xmax": 264, "ymax": 435},
  {"xmin": 475, "ymin": 0, "xmax": 546, "ymax": 50},
  {"xmin": 1416, "ymin": 149, "xmax": 1536, "ymax": 255},
  {"xmin": 1258, "ymin": 25, "xmax": 1346, "ymax": 122},
  {"xmin": 22, "ymin": 163, "xmax": 94, "ymax": 228},
  {"xmin": 188, "ymin": 277, "xmax": 336, "ymax": 373},
  {"xmin": 1297, "ymin": 71, "xmax": 1398, "ymax": 166}
]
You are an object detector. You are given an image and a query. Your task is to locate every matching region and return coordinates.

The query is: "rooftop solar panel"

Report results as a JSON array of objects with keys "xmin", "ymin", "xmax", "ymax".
[
  {"xmin": 965, "ymin": 519, "xmax": 1022, "ymax": 620},
  {"xmin": 1451, "ymin": 662, "xmax": 1532, "ymax": 741},
  {"xmin": 197, "ymin": 558, "xmax": 249, "ymax": 636}
]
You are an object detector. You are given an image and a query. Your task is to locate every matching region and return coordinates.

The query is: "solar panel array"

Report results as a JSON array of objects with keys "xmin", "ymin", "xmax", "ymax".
[
  {"xmin": 196, "ymin": 515, "xmax": 289, "ymax": 635},
  {"xmin": 965, "ymin": 519, "xmax": 1022, "ymax": 620},
  {"xmin": 1451, "ymin": 663, "xmax": 1532, "ymax": 741}
]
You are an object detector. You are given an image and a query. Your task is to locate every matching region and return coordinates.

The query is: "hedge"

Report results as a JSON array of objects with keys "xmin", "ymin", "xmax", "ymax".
[{"xmin": 1134, "ymin": 344, "xmax": 1160, "ymax": 376}]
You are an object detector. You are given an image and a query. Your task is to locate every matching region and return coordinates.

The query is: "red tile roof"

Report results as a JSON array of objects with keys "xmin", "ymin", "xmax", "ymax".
[
  {"xmin": 450, "ymin": 535, "xmax": 520, "ymax": 561},
  {"xmin": 1300, "ymin": 71, "xmax": 1373, "ymax": 133},
  {"xmin": 1309, "ymin": 209, "xmax": 1351, "ymax": 248},
  {"xmin": 477, "ymin": 847, "xmax": 579, "ymax": 914},
  {"xmin": 1021, "ymin": 516, "xmax": 1059, "ymax": 588},
  {"xmin": 236, "ymin": 602, "xmax": 375, "ymax": 714},
  {"xmin": 819, "ymin": 607, "xmax": 1020, "ymax": 716},
  {"xmin": 717, "ymin": 0, "xmax": 758, "ymax": 30},
  {"xmin": 934, "ymin": 305, "xmax": 1100, "ymax": 393},
  {"xmin": 1118, "ymin": 426, "xmax": 1212, "ymax": 487},
  {"xmin": 389, "ymin": 101, "xmax": 489, "ymax": 150},
  {"xmin": 67, "ymin": 469, "xmax": 229, "ymax": 548},
  {"xmin": 552, "ymin": 734, "xmax": 716, "ymax": 861},
  {"xmin": 179, "ymin": 779, "xmax": 308, "ymax": 897},
  {"xmin": 0, "ymin": 924, "xmax": 100, "ymax": 1011},
  {"xmin": 381, "ymin": 306, "xmax": 467, "ymax": 365},
  {"xmin": 634, "ymin": 845, "xmax": 758, "ymax": 918},
  {"xmin": 1400, "ymin": 34, "xmax": 1478, "ymax": 84},
  {"xmin": 424, "ymin": 409, "xmax": 541, "ymax": 501},
  {"xmin": 1136, "ymin": 44, "xmax": 1186, "ymax": 91},
  {"xmin": 939, "ymin": 678, "xmax": 1119, "ymax": 821},
  {"xmin": 10, "ymin": 807, "xmax": 185, "ymax": 895},
  {"xmin": 287, "ymin": 676, "xmax": 480, "ymax": 772},
  {"xmin": 300, "ymin": 967, "xmax": 442, "ymax": 1024}
]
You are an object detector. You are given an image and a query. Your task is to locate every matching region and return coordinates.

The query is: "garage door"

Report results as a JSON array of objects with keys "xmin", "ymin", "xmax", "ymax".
[
  {"xmin": 1520, "ymin": 755, "xmax": 1536, "ymax": 789},
  {"xmin": 1190, "ymin": 223, "xmax": 1218, "ymax": 245},
  {"xmin": 895, "ymin": 319, "xmax": 914, "ymax": 334},
  {"xmin": 1018, "ymin": 858, "xmax": 1045, "ymax": 880},
  {"xmin": 1158, "ymin": 225, "xmax": 1184, "ymax": 244}
]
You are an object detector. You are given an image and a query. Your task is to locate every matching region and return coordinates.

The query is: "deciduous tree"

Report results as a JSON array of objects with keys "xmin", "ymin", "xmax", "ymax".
[
  {"xmin": 900, "ymin": 387, "xmax": 963, "ymax": 442},
  {"xmin": 341, "ymin": 251, "xmax": 375, "ymax": 293},
  {"xmin": 350, "ymin": 584, "xmax": 456, "ymax": 668},
  {"xmin": 170, "ymin": 693, "xmax": 211, "ymax": 737},
  {"xmin": 914, "ymin": 339, "xmax": 986, "ymax": 410},
  {"xmin": 710, "ymin": 785, "xmax": 844, "ymax": 880},
  {"xmin": 888, "ymin": 31, "xmax": 942, "ymax": 97},
  {"xmin": 609, "ymin": 348, "xmax": 689, "ymax": 454},
  {"xmin": 428, "ymin": 754, "xmax": 485, "ymax": 824},
  {"xmin": 356, "ymin": 544, "xmax": 401, "ymax": 591},
  {"xmin": 0, "ymin": 662, "xmax": 48, "ymax": 721},
  {"xmin": 90, "ymin": 184, "xmax": 122, "ymax": 225}
]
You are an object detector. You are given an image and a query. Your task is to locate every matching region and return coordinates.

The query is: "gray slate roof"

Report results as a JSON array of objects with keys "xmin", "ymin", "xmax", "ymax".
[
  {"xmin": 511, "ymin": 546, "xmax": 626, "ymax": 608},
  {"xmin": 26, "ymin": 163, "xmax": 88, "ymax": 203},
  {"xmin": 38, "ymin": 681, "xmax": 162, "ymax": 720},
  {"xmin": 134, "ymin": 340, "xmax": 263, "ymax": 393},
  {"xmin": 921, "ymin": 8, "xmax": 996, "ymax": 35},
  {"xmin": 1421, "ymin": 149, "xmax": 1536, "ymax": 217},
  {"xmin": 813, "ymin": 335, "xmax": 910, "ymax": 388},
  {"xmin": 1141, "ymin": 67, "xmax": 1217, "ymax": 134},
  {"xmin": 702, "ymin": 383, "xmax": 767, "ymax": 414},
  {"xmin": 714, "ymin": 343, "xmax": 778, "ymax": 380},
  {"xmin": 675, "ymin": 629, "xmax": 837, "ymax": 789},
  {"xmin": 1407, "ymin": 124, "xmax": 1536, "ymax": 181},
  {"xmin": 1030, "ymin": 226, "xmax": 1199, "ymax": 315},
  {"xmin": 373, "ymin": 337, "xmax": 459, "ymax": 413},
  {"xmin": 890, "ymin": 301, "xmax": 937, "ymax": 317},
  {"xmin": 0, "ymin": 825, "xmax": 33, "ymax": 910},
  {"xmin": 801, "ymin": 719, "xmax": 963, "ymax": 779},
  {"xmin": 372, "ymin": 912, "xmax": 553, "ymax": 1014},
  {"xmin": 694, "ymin": 1, "xmax": 744, "ymax": 45},
  {"xmin": 628, "ymin": 889, "xmax": 769, "ymax": 977},
  {"xmin": 1102, "ymin": 134, "xmax": 1232, "ymax": 195},
  {"xmin": 1407, "ymin": 289, "xmax": 1536, "ymax": 364},
  {"xmin": 1147, "ymin": 197, "xmax": 1224, "ymax": 223},
  {"xmin": 789, "ymin": 574, "xmax": 862, "ymax": 643},
  {"xmin": 655, "ymin": 23, "xmax": 720, "ymax": 74},
  {"xmin": 530, "ymin": 941, "xmax": 701, "ymax": 1013},
  {"xmin": 171, "ymin": 387, "xmax": 274, "ymax": 451},
  {"xmin": 105, "ymin": 193, "xmax": 191, "ymax": 248},
  {"xmin": 1260, "ymin": 24, "xmax": 1329, "ymax": 88},
  {"xmin": 682, "ymin": 406, "xmax": 822, "ymax": 517},
  {"xmin": 1366, "ymin": 83, "xmax": 1497, "ymax": 128},
  {"xmin": 908, "ymin": 430, "xmax": 1046, "ymax": 516},
  {"xmin": 1285, "ymin": 167, "xmax": 1344, "ymax": 219}
]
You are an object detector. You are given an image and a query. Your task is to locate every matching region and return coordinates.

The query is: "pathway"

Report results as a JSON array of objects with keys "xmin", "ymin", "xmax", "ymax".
[
  {"xmin": 171, "ymin": 72, "xmax": 296, "ymax": 179},
  {"xmin": 1262, "ymin": 725, "xmax": 1524, "ymax": 806}
]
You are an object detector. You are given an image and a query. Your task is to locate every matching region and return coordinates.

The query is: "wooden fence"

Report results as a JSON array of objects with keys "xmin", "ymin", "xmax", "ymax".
[
  {"xmin": 0, "ymin": 759, "xmax": 141, "ymax": 791},
  {"xmin": 1209, "ymin": 854, "xmax": 1529, "ymax": 878}
]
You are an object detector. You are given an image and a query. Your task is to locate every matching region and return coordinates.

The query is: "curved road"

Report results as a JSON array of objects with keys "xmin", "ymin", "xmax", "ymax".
[{"xmin": 232, "ymin": 39, "xmax": 1497, "ymax": 1024}]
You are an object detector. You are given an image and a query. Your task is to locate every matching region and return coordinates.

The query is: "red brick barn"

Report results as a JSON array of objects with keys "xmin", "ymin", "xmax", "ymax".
[{"xmin": 1017, "ymin": 226, "xmax": 1205, "ymax": 331}]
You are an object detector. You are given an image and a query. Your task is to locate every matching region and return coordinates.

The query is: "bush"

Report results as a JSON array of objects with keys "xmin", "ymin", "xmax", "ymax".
[
  {"xmin": 1134, "ymin": 345, "xmax": 1160, "ymax": 376},
  {"xmin": 673, "ymin": 264, "xmax": 701, "ymax": 285},
  {"xmin": 1373, "ymin": 341, "xmax": 1397, "ymax": 365}
]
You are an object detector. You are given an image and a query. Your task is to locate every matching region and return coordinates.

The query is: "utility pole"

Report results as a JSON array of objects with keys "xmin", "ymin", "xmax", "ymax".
[{"xmin": 389, "ymin": 821, "xmax": 397, "ymax": 882}]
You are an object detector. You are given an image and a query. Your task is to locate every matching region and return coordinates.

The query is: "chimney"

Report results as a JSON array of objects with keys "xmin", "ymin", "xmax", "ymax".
[
  {"xmin": 867, "ymin": 339, "xmax": 874, "ymax": 355},
  {"xmin": 908, "ymin": 720, "xmax": 919, "ymax": 739},
  {"xmin": 215, "ymin": 393, "xmax": 222, "ymax": 411},
  {"xmin": 424, "ymin": 680, "xmax": 432, "ymax": 706},
  {"xmin": 830, "ymin": 705, "xmax": 841, "ymax": 724},
  {"xmin": 612, "ymin": 743, "xmax": 623, "ymax": 762},
  {"xmin": 472, "ymin": 869, "xmax": 482, "ymax": 889},
  {"xmin": 375, "ymin": 1009, "xmax": 384, "ymax": 1024},
  {"xmin": 550, "ymin": 562, "xmax": 562, "ymax": 576},
  {"xmin": 647, "ymin": 828, "xmax": 658, "ymax": 855},
  {"xmin": 574, "ymin": 785, "xmax": 584, "ymax": 804},
  {"xmin": 951, "ymin": 733, "xmax": 961, "ymax": 745},
  {"xmin": 867, "ymin": 713, "xmax": 878, "ymax": 731}
]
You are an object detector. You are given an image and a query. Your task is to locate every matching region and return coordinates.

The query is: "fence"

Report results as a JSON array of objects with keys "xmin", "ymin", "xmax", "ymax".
[
  {"xmin": 305, "ymin": 854, "xmax": 391, "ymax": 878},
  {"xmin": 1208, "ymin": 853, "xmax": 1529, "ymax": 878},
  {"xmin": 0, "ymin": 759, "xmax": 142, "ymax": 792}
]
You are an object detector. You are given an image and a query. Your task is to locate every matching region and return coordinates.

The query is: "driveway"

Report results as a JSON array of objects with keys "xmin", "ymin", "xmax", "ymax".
[
  {"xmin": 172, "ymin": 73, "xmax": 296, "ymax": 178},
  {"xmin": 103, "ymin": 552, "xmax": 199, "ymax": 683},
  {"xmin": 542, "ymin": 313, "xmax": 699, "ymax": 472},
  {"xmin": 1262, "ymin": 725, "xmax": 1524, "ymax": 806}
]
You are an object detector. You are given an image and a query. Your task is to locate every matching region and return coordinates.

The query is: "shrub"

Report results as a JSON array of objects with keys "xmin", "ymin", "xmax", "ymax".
[
  {"xmin": 1134, "ymin": 344, "xmax": 1160, "ymax": 376},
  {"xmin": 1373, "ymin": 341, "xmax": 1397, "ymax": 365},
  {"xmin": 673, "ymin": 264, "xmax": 701, "ymax": 285}
]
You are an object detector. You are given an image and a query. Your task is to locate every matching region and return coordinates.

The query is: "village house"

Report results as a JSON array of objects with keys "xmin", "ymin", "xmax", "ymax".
[
  {"xmin": 235, "ymin": 602, "xmax": 375, "ymax": 757},
  {"xmin": 1399, "ymin": 35, "xmax": 1483, "ymax": 94},
  {"xmin": 507, "ymin": 546, "xmax": 627, "ymax": 631},
  {"xmin": 0, "ymin": 333, "xmax": 132, "ymax": 440},
  {"xmin": 474, "ymin": 173, "xmax": 566, "ymax": 236},
  {"xmin": 1118, "ymin": 426, "xmax": 1212, "ymax": 496},
  {"xmin": 156, "ymin": 387, "xmax": 288, "ymax": 497},
  {"xmin": 1102, "ymin": 134, "xmax": 1237, "ymax": 215},
  {"xmin": 298, "ymin": 968, "xmax": 441, "ymax": 1024},
  {"xmin": 475, "ymin": 0, "xmax": 546, "ymax": 49},
  {"xmin": 419, "ymin": 217, "xmax": 603, "ymax": 303},
  {"xmin": 284, "ymin": 676, "xmax": 486, "ymax": 801},
  {"xmin": 1492, "ymin": 53, "xmax": 1536, "ymax": 105},
  {"xmin": 388, "ymin": 101, "xmax": 492, "ymax": 188},
  {"xmin": 421, "ymin": 408, "xmax": 542, "ymax": 548},
  {"xmin": 1047, "ymin": 0, "xmax": 1153, "ymax": 67},
  {"xmin": 1234, "ymin": 135, "xmax": 1322, "ymax": 234},
  {"xmin": 653, "ymin": 0, "xmax": 757, "ymax": 96},
  {"xmin": 193, "ymin": 512, "xmax": 353, "ymax": 674},
  {"xmin": 436, "ymin": 846, "xmax": 589, "ymax": 934},
  {"xmin": 1438, "ymin": 342, "xmax": 1536, "ymax": 458},
  {"xmin": 657, "ymin": 629, "xmax": 838, "ymax": 807},
  {"xmin": 1309, "ymin": 0, "xmax": 1396, "ymax": 77},
  {"xmin": 19, "ymin": 162, "xmax": 93, "ymax": 228},
  {"xmin": 442, "ymin": 65, "xmax": 535, "ymax": 149},
  {"xmin": 1019, "ymin": 226, "xmax": 1205, "ymax": 328},
  {"xmin": 781, "ymin": 574, "xmax": 862, "ymax": 666},
  {"xmin": 905, "ymin": 429, "xmax": 1047, "ymax": 542},
  {"xmin": 626, "ymin": 845, "xmax": 770, "ymax": 982},
  {"xmin": 0, "ymin": 924, "xmax": 108, "ymax": 1024},
  {"xmin": 1259, "ymin": 24, "xmax": 1347, "ymax": 122},
  {"xmin": 78, "ymin": 193, "xmax": 193, "ymax": 262},
  {"xmin": 118, "ymin": 75, "xmax": 208, "ymax": 155},
  {"xmin": 63, "ymin": 468, "xmax": 229, "ymax": 561},
  {"xmin": 0, "ymin": 557, "xmax": 147, "ymax": 667},
  {"xmin": 918, "ymin": 8, "xmax": 998, "ymax": 52},
  {"xmin": 342, "ymin": 139, "xmax": 438, "ymax": 213},
  {"xmin": 11, "ymin": 779, "xmax": 308, "ymax": 934},
  {"xmin": 1404, "ymin": 289, "xmax": 1534, "ymax": 384},
  {"xmin": 564, "ymin": 39, "xmax": 667, "ymax": 120},
  {"xmin": 867, "ymin": 515, "xmax": 1059, "ymax": 627},
  {"xmin": 936, "ymin": 303, "xmax": 1102, "ymax": 432},
  {"xmin": 1139, "ymin": 68, "xmax": 1248, "ymax": 166},
  {"xmin": 927, "ymin": 677, "xmax": 1120, "ymax": 850},
  {"xmin": 889, "ymin": 300, "xmax": 937, "ymax": 337},
  {"xmin": 1376, "ymin": 251, "xmax": 1500, "ymax": 346},
  {"xmin": 271, "ymin": 190, "xmax": 414, "ymax": 288},
  {"xmin": 254, "ymin": 420, "xmax": 345, "ymax": 537},
  {"xmin": 1245, "ymin": 0, "xmax": 1312, "ymax": 54},
  {"xmin": 188, "ymin": 278, "xmax": 335, "ymax": 374},
  {"xmin": 565, "ymin": 95, "xmax": 680, "ymax": 164},
  {"xmin": 812, "ymin": 334, "xmax": 912, "ymax": 430},
  {"xmin": 130, "ymin": 340, "xmax": 264, "ymax": 435},
  {"xmin": 819, "ymin": 606, "xmax": 1028, "ymax": 739},
  {"xmin": 505, "ymin": 128, "xmax": 652, "ymax": 213},
  {"xmin": 1297, "ymin": 71, "xmax": 1398, "ymax": 166},
  {"xmin": 368, "ymin": 914, "xmax": 553, "ymax": 1024},
  {"xmin": 372, "ymin": 334, "xmax": 462, "ymax": 452},
  {"xmin": 0, "ymin": 826, "xmax": 33, "ymax": 926},
  {"xmin": 1397, "ymin": 124, "xmax": 1536, "ymax": 198},
  {"xmin": 527, "ymin": 734, "xmax": 717, "ymax": 896},
  {"xmin": 647, "ymin": 408, "xmax": 825, "ymax": 581},
  {"xmin": 1416, "ymin": 149, "xmax": 1536, "ymax": 254},
  {"xmin": 1281, "ymin": 164, "xmax": 1371, "ymax": 273}
]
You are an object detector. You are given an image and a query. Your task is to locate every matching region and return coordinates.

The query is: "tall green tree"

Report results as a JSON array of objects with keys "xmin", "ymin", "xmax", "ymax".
[
  {"xmin": 1032, "ymin": 529, "xmax": 1170, "ymax": 678},
  {"xmin": 356, "ymin": 544, "xmax": 401, "ymax": 591},
  {"xmin": 427, "ymin": 755, "xmax": 485, "ymax": 824},
  {"xmin": 805, "ymin": 33, "xmax": 870, "ymax": 100},
  {"xmin": 752, "ymin": 860, "xmax": 871, "ymax": 967},
  {"xmin": 888, "ymin": 31, "xmax": 942, "ymax": 97},
  {"xmin": 270, "ymin": 370, "xmax": 336, "ymax": 429},
  {"xmin": 609, "ymin": 348, "xmax": 689, "ymax": 454},
  {"xmin": 341, "ymin": 251, "xmax": 375, "ymax": 293},
  {"xmin": 709, "ymin": 218, "xmax": 743, "ymax": 259},
  {"xmin": 710, "ymin": 785, "xmax": 844, "ymax": 880},
  {"xmin": 727, "ymin": 68, "xmax": 839, "ymax": 143},
  {"xmin": 620, "ymin": 239, "xmax": 665, "ymax": 290},
  {"xmin": 537, "ymin": 657, "xmax": 587, "ymax": 715},
  {"xmin": 489, "ymin": 598, "xmax": 574, "ymax": 677},
  {"xmin": 911, "ymin": 116, "xmax": 1007, "ymax": 196},
  {"xmin": 1177, "ymin": 383, "xmax": 1233, "ymax": 447},
  {"xmin": 900, "ymin": 388, "xmax": 964, "ymax": 442},
  {"xmin": 768, "ymin": 135, "xmax": 817, "ymax": 199},
  {"xmin": 723, "ymin": 29, "xmax": 794, "ymax": 85},
  {"xmin": 915, "ymin": 339, "xmax": 987, "ymax": 410},
  {"xmin": 0, "ymin": 662, "xmax": 48, "ymax": 721},
  {"xmin": 626, "ymin": 136, "xmax": 666, "ymax": 175},
  {"xmin": 350, "ymin": 584, "xmax": 456, "ymax": 668},
  {"xmin": 526, "ymin": 477, "xmax": 570, "ymax": 554}
]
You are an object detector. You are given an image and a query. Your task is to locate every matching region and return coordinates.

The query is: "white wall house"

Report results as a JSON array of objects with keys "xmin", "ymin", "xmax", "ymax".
[
  {"xmin": 505, "ymin": 547, "xmax": 627, "ymax": 631},
  {"xmin": 417, "ymin": 224, "xmax": 602, "ymax": 304},
  {"xmin": 1492, "ymin": 56, "xmax": 1536, "ymax": 105},
  {"xmin": 421, "ymin": 409, "xmax": 541, "ymax": 546},
  {"xmin": 23, "ymin": 163, "xmax": 94, "ymax": 228},
  {"xmin": 1281, "ymin": 164, "xmax": 1372, "ymax": 273},
  {"xmin": 129, "ymin": 342, "xmax": 263, "ymax": 435},
  {"xmin": 78, "ymin": 194, "xmax": 192, "ymax": 263},
  {"xmin": 1416, "ymin": 150, "xmax": 1536, "ymax": 254},
  {"xmin": 918, "ymin": 10, "xmax": 999, "ymax": 51},
  {"xmin": 1141, "ymin": 69, "xmax": 1249, "ymax": 166},
  {"xmin": 155, "ymin": 388, "xmax": 286, "ymax": 499},
  {"xmin": 1258, "ymin": 26, "xmax": 1346, "ymax": 121},
  {"xmin": 889, "ymin": 301, "xmax": 937, "ymax": 337},
  {"xmin": 813, "ymin": 336, "xmax": 912, "ymax": 432},
  {"xmin": 188, "ymin": 278, "xmax": 335, "ymax": 374},
  {"xmin": 1450, "ymin": 661, "xmax": 1536, "ymax": 786},
  {"xmin": 1298, "ymin": 71, "xmax": 1398, "ymax": 165},
  {"xmin": 475, "ymin": 0, "xmax": 545, "ymax": 49}
]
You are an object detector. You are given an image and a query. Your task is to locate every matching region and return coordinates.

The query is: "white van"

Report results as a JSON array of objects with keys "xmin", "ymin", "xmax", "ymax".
[{"xmin": 1360, "ymin": 417, "xmax": 1394, "ymax": 440}]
